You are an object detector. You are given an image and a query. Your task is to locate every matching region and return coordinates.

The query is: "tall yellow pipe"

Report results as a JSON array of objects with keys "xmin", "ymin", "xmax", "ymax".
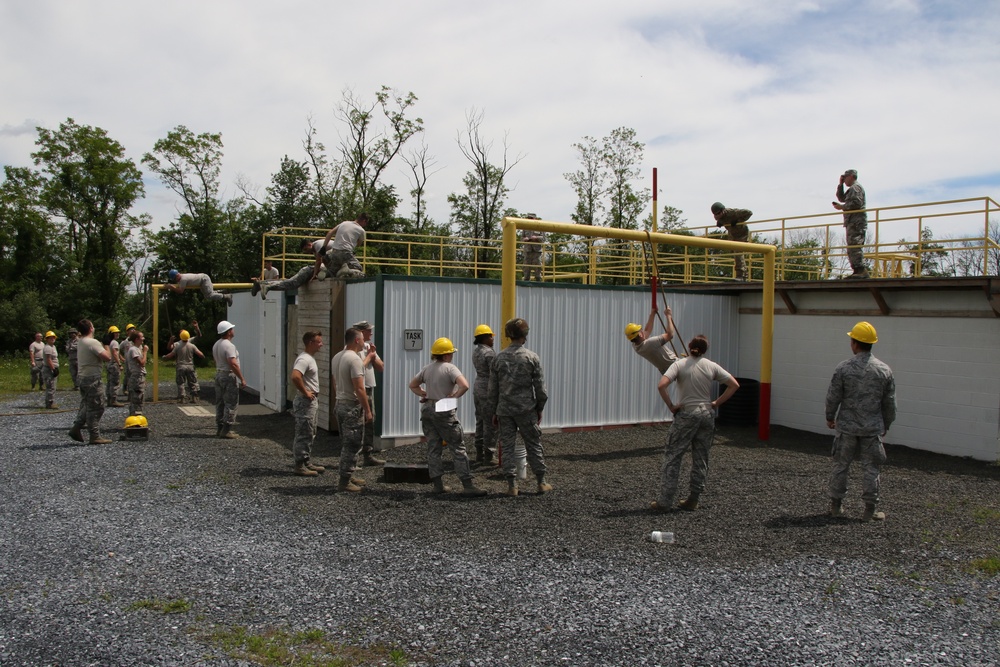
[
  {"xmin": 500, "ymin": 220, "xmax": 518, "ymax": 348},
  {"xmin": 152, "ymin": 285, "xmax": 160, "ymax": 402}
]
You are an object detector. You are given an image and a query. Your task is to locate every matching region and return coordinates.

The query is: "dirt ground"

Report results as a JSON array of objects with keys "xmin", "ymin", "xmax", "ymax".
[{"xmin": 191, "ymin": 386, "xmax": 1000, "ymax": 575}]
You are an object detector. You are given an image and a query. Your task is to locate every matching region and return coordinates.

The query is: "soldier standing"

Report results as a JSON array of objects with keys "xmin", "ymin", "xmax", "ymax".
[
  {"xmin": 162, "ymin": 322, "xmax": 204, "ymax": 402},
  {"xmin": 521, "ymin": 230, "xmax": 544, "ymax": 281},
  {"xmin": 353, "ymin": 320, "xmax": 385, "ymax": 466},
  {"xmin": 68, "ymin": 319, "xmax": 112, "ymax": 444},
  {"xmin": 42, "ymin": 331, "xmax": 60, "ymax": 409},
  {"xmin": 125, "ymin": 330, "xmax": 148, "ymax": 416},
  {"xmin": 651, "ymin": 335, "xmax": 740, "ymax": 513},
  {"xmin": 290, "ymin": 330, "xmax": 326, "ymax": 477},
  {"xmin": 471, "ymin": 324, "xmax": 498, "ymax": 465},
  {"xmin": 826, "ymin": 321, "xmax": 896, "ymax": 522},
  {"xmin": 28, "ymin": 332, "xmax": 44, "ymax": 391},
  {"xmin": 165, "ymin": 270, "xmax": 234, "ymax": 306},
  {"xmin": 624, "ymin": 306, "xmax": 677, "ymax": 374},
  {"xmin": 104, "ymin": 326, "xmax": 123, "ymax": 407},
  {"xmin": 409, "ymin": 337, "xmax": 487, "ymax": 496},
  {"xmin": 832, "ymin": 169, "xmax": 870, "ymax": 279},
  {"xmin": 65, "ymin": 328, "xmax": 79, "ymax": 390},
  {"xmin": 119, "ymin": 323, "xmax": 136, "ymax": 402},
  {"xmin": 486, "ymin": 318, "xmax": 550, "ymax": 497},
  {"xmin": 330, "ymin": 328, "xmax": 373, "ymax": 493},
  {"xmin": 212, "ymin": 321, "xmax": 245, "ymax": 439},
  {"xmin": 711, "ymin": 202, "xmax": 754, "ymax": 281}
]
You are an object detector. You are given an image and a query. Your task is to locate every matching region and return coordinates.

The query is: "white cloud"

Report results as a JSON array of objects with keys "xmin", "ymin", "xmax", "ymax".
[{"xmin": 1, "ymin": 0, "xmax": 997, "ymax": 240}]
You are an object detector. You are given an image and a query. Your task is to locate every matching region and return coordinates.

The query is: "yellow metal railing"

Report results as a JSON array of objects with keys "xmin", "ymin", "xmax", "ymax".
[{"xmin": 260, "ymin": 197, "xmax": 999, "ymax": 283}]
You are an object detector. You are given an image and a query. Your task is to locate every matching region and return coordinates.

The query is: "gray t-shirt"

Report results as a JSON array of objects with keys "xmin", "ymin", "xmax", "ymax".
[
  {"xmin": 29, "ymin": 341, "xmax": 44, "ymax": 364},
  {"xmin": 213, "ymin": 338, "xmax": 239, "ymax": 372},
  {"xmin": 77, "ymin": 337, "xmax": 105, "ymax": 378},
  {"xmin": 43, "ymin": 343, "xmax": 59, "ymax": 368},
  {"xmin": 332, "ymin": 349, "xmax": 365, "ymax": 402},
  {"xmin": 332, "ymin": 220, "xmax": 365, "ymax": 252},
  {"xmin": 293, "ymin": 352, "xmax": 320, "ymax": 395},
  {"xmin": 412, "ymin": 361, "xmax": 464, "ymax": 413},
  {"xmin": 634, "ymin": 335, "xmax": 677, "ymax": 373},
  {"xmin": 127, "ymin": 345, "xmax": 146, "ymax": 378},
  {"xmin": 360, "ymin": 342, "xmax": 378, "ymax": 389},
  {"xmin": 663, "ymin": 355, "xmax": 733, "ymax": 407},
  {"xmin": 173, "ymin": 340, "xmax": 198, "ymax": 369}
]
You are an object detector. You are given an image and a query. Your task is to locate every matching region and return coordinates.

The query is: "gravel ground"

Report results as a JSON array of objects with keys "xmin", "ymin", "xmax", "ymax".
[{"xmin": 1, "ymin": 383, "xmax": 998, "ymax": 666}]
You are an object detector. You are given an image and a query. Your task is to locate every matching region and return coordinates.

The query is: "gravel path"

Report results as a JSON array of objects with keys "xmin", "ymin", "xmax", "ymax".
[{"xmin": 1, "ymin": 385, "xmax": 997, "ymax": 666}]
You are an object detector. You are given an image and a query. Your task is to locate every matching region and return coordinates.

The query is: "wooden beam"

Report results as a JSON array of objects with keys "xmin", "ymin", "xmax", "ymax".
[
  {"xmin": 868, "ymin": 286, "xmax": 890, "ymax": 315},
  {"xmin": 777, "ymin": 289, "xmax": 797, "ymax": 314}
]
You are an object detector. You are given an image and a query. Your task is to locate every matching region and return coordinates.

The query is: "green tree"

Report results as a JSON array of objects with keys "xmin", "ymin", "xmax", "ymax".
[
  {"xmin": 899, "ymin": 227, "xmax": 950, "ymax": 277},
  {"xmin": 31, "ymin": 118, "xmax": 147, "ymax": 319},
  {"xmin": 0, "ymin": 167, "xmax": 57, "ymax": 297},
  {"xmin": 602, "ymin": 127, "xmax": 648, "ymax": 230},
  {"xmin": 564, "ymin": 136, "xmax": 604, "ymax": 226}
]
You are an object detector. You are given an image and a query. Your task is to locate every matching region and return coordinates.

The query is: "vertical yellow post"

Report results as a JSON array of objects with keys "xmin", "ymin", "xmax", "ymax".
[
  {"xmin": 758, "ymin": 250, "xmax": 775, "ymax": 440},
  {"xmin": 152, "ymin": 285, "xmax": 160, "ymax": 402},
  {"xmin": 500, "ymin": 219, "xmax": 518, "ymax": 349}
]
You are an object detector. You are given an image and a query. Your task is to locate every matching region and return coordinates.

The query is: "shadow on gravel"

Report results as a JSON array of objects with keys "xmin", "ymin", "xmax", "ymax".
[
  {"xmin": 20, "ymin": 442, "xmax": 93, "ymax": 451},
  {"xmin": 271, "ymin": 484, "xmax": 338, "ymax": 496},
  {"xmin": 550, "ymin": 446, "xmax": 661, "ymax": 463},
  {"xmin": 241, "ymin": 466, "xmax": 295, "ymax": 478},
  {"xmin": 765, "ymin": 514, "xmax": 859, "ymax": 528},
  {"xmin": 599, "ymin": 507, "xmax": 657, "ymax": 518}
]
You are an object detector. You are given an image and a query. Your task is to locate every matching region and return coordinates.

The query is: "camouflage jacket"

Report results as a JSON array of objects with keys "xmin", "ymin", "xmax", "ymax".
[
  {"xmin": 487, "ymin": 343, "xmax": 548, "ymax": 417},
  {"xmin": 715, "ymin": 208, "xmax": 753, "ymax": 228},
  {"xmin": 825, "ymin": 351, "xmax": 896, "ymax": 436},
  {"xmin": 472, "ymin": 343, "xmax": 495, "ymax": 394},
  {"xmin": 836, "ymin": 182, "xmax": 867, "ymax": 223}
]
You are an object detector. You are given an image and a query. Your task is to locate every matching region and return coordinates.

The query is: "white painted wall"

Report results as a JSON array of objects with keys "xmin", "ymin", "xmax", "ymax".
[{"xmin": 739, "ymin": 312, "xmax": 1000, "ymax": 461}]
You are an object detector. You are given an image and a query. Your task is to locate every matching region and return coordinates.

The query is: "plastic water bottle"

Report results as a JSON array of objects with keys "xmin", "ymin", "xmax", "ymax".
[
  {"xmin": 515, "ymin": 443, "xmax": 527, "ymax": 480},
  {"xmin": 649, "ymin": 531, "xmax": 675, "ymax": 543}
]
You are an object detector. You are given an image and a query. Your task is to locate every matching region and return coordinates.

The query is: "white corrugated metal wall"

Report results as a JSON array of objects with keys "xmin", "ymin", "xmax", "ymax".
[{"xmin": 361, "ymin": 276, "xmax": 740, "ymax": 441}]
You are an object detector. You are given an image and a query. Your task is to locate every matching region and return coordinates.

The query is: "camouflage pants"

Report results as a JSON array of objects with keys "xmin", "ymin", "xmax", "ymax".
[
  {"xmin": 68, "ymin": 355, "xmax": 79, "ymax": 389},
  {"xmin": 522, "ymin": 254, "xmax": 542, "ymax": 281},
  {"xmin": 473, "ymin": 387, "xmax": 497, "ymax": 458},
  {"xmin": 195, "ymin": 275, "xmax": 227, "ymax": 302},
  {"xmin": 128, "ymin": 376, "xmax": 145, "ymax": 416},
  {"xmin": 422, "ymin": 409, "xmax": 472, "ymax": 480},
  {"xmin": 362, "ymin": 387, "xmax": 376, "ymax": 455},
  {"xmin": 727, "ymin": 224, "xmax": 750, "ymax": 281},
  {"xmin": 336, "ymin": 401, "xmax": 365, "ymax": 477},
  {"xmin": 265, "ymin": 265, "xmax": 314, "ymax": 292},
  {"xmin": 122, "ymin": 363, "xmax": 131, "ymax": 395},
  {"xmin": 327, "ymin": 249, "xmax": 362, "ymax": 277},
  {"xmin": 498, "ymin": 411, "xmax": 545, "ymax": 480},
  {"xmin": 214, "ymin": 371, "xmax": 240, "ymax": 427},
  {"xmin": 105, "ymin": 363, "xmax": 121, "ymax": 403},
  {"xmin": 829, "ymin": 433, "xmax": 885, "ymax": 504},
  {"xmin": 658, "ymin": 406, "xmax": 716, "ymax": 506},
  {"xmin": 292, "ymin": 394, "xmax": 318, "ymax": 465},
  {"xmin": 30, "ymin": 362, "xmax": 42, "ymax": 389},
  {"xmin": 175, "ymin": 366, "xmax": 199, "ymax": 400},
  {"xmin": 845, "ymin": 218, "xmax": 868, "ymax": 272},
  {"xmin": 73, "ymin": 374, "xmax": 106, "ymax": 439},
  {"xmin": 42, "ymin": 366, "xmax": 58, "ymax": 407}
]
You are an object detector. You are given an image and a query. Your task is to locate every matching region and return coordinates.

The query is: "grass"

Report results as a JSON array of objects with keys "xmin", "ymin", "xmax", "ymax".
[
  {"xmin": 207, "ymin": 626, "xmax": 410, "ymax": 667},
  {"xmin": 968, "ymin": 557, "xmax": 1000, "ymax": 576},
  {"xmin": 127, "ymin": 597, "xmax": 193, "ymax": 614}
]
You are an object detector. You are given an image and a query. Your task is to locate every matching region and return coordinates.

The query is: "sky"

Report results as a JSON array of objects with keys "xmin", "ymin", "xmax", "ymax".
[{"xmin": 2, "ymin": 0, "xmax": 999, "ymax": 239}]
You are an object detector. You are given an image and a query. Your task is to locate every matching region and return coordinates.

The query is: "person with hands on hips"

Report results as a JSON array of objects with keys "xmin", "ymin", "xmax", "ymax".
[{"xmin": 212, "ymin": 320, "xmax": 244, "ymax": 439}]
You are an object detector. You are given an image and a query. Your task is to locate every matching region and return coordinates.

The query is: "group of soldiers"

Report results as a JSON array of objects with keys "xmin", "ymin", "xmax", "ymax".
[
  {"xmin": 625, "ymin": 305, "xmax": 895, "ymax": 522},
  {"xmin": 713, "ymin": 167, "xmax": 870, "ymax": 281}
]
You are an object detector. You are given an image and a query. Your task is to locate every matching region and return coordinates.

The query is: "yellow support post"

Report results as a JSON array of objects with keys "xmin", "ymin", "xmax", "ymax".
[{"xmin": 152, "ymin": 285, "xmax": 160, "ymax": 402}]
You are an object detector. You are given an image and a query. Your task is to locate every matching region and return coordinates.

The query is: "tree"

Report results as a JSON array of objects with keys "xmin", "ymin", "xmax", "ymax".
[
  {"xmin": 564, "ymin": 136, "xmax": 605, "ymax": 226},
  {"xmin": 450, "ymin": 109, "xmax": 523, "ymax": 278},
  {"xmin": 899, "ymin": 227, "xmax": 949, "ymax": 277},
  {"xmin": 31, "ymin": 118, "xmax": 147, "ymax": 319},
  {"xmin": 602, "ymin": 127, "xmax": 648, "ymax": 230}
]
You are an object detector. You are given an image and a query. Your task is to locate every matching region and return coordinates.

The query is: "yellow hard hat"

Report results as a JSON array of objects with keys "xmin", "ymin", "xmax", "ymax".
[
  {"xmin": 179, "ymin": 329, "xmax": 190, "ymax": 341},
  {"xmin": 624, "ymin": 323, "xmax": 642, "ymax": 340},
  {"xmin": 126, "ymin": 323, "xmax": 136, "ymax": 331},
  {"xmin": 108, "ymin": 325, "xmax": 120, "ymax": 334},
  {"xmin": 125, "ymin": 415, "xmax": 148, "ymax": 429},
  {"xmin": 44, "ymin": 330, "xmax": 56, "ymax": 338},
  {"xmin": 847, "ymin": 321, "xmax": 878, "ymax": 344},
  {"xmin": 474, "ymin": 324, "xmax": 493, "ymax": 337},
  {"xmin": 431, "ymin": 337, "xmax": 457, "ymax": 356}
]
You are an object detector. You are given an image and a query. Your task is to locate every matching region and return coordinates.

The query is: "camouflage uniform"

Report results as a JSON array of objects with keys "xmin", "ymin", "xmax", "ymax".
[
  {"xmin": 715, "ymin": 207, "xmax": 753, "ymax": 281},
  {"xmin": 522, "ymin": 232, "xmax": 544, "ymax": 281},
  {"xmin": 292, "ymin": 394, "xmax": 319, "ymax": 465},
  {"xmin": 29, "ymin": 340, "xmax": 44, "ymax": 390},
  {"xmin": 826, "ymin": 351, "xmax": 896, "ymax": 505},
  {"xmin": 212, "ymin": 338, "xmax": 241, "ymax": 431},
  {"xmin": 657, "ymin": 354, "xmax": 734, "ymax": 507},
  {"xmin": 472, "ymin": 343, "xmax": 498, "ymax": 461},
  {"xmin": 486, "ymin": 343, "xmax": 548, "ymax": 480},
  {"xmin": 105, "ymin": 339, "xmax": 121, "ymax": 404},
  {"xmin": 66, "ymin": 335, "xmax": 79, "ymax": 390},
  {"xmin": 72, "ymin": 337, "xmax": 107, "ymax": 441},
  {"xmin": 336, "ymin": 401, "xmax": 365, "ymax": 477},
  {"xmin": 119, "ymin": 338, "xmax": 133, "ymax": 398},
  {"xmin": 836, "ymin": 181, "xmax": 868, "ymax": 273},
  {"xmin": 126, "ymin": 345, "xmax": 146, "ymax": 416},
  {"xmin": 326, "ymin": 220, "xmax": 366, "ymax": 277},
  {"xmin": 413, "ymin": 361, "xmax": 474, "ymax": 482},
  {"xmin": 172, "ymin": 341, "xmax": 200, "ymax": 401},
  {"xmin": 42, "ymin": 343, "xmax": 59, "ymax": 408}
]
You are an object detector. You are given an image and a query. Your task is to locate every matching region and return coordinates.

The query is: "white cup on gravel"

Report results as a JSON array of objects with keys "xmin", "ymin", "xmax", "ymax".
[{"xmin": 649, "ymin": 531, "xmax": 675, "ymax": 543}]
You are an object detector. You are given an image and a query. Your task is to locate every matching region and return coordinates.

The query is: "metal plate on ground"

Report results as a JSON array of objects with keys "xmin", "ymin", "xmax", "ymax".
[{"xmin": 176, "ymin": 404, "xmax": 277, "ymax": 417}]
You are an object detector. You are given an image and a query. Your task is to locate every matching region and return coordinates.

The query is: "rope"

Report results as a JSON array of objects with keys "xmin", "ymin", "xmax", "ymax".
[{"xmin": 643, "ymin": 233, "xmax": 685, "ymax": 357}]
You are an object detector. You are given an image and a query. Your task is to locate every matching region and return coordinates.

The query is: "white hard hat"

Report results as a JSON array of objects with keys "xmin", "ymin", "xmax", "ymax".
[{"xmin": 217, "ymin": 320, "xmax": 236, "ymax": 335}]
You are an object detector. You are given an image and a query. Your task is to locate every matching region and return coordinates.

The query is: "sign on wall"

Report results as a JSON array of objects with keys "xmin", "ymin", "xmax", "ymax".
[{"xmin": 403, "ymin": 329, "xmax": 423, "ymax": 350}]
